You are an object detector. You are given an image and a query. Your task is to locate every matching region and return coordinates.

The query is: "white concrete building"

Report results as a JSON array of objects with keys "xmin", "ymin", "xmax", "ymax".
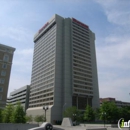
[
  {"xmin": 7, "ymin": 85, "xmax": 30, "ymax": 111},
  {"xmin": 26, "ymin": 14, "xmax": 99, "ymax": 123}
]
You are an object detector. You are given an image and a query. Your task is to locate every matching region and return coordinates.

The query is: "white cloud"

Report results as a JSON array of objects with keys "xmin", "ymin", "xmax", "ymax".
[
  {"xmin": 95, "ymin": 0, "xmax": 130, "ymax": 26},
  {"xmin": 0, "ymin": 27, "xmax": 33, "ymax": 42},
  {"xmin": 94, "ymin": 0, "xmax": 130, "ymax": 101},
  {"xmin": 13, "ymin": 48, "xmax": 33, "ymax": 73}
]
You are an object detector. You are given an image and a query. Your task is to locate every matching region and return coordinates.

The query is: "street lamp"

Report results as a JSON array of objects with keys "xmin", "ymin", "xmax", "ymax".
[
  {"xmin": 102, "ymin": 112, "xmax": 106, "ymax": 127},
  {"xmin": 43, "ymin": 106, "xmax": 48, "ymax": 122},
  {"xmin": 73, "ymin": 114, "xmax": 76, "ymax": 126}
]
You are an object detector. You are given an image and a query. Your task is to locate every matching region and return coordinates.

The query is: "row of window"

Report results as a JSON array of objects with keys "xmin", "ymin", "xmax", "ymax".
[
  {"xmin": 30, "ymin": 95, "xmax": 53, "ymax": 103},
  {"xmin": 32, "ymin": 54, "xmax": 55, "ymax": 72},
  {"xmin": 32, "ymin": 65, "xmax": 54, "ymax": 77},
  {"xmin": 73, "ymin": 43, "xmax": 90, "ymax": 52},
  {"xmin": 73, "ymin": 37, "xmax": 89, "ymax": 45},
  {"xmin": 73, "ymin": 32, "xmax": 89, "ymax": 42},
  {"xmin": 32, "ymin": 79, "xmax": 54, "ymax": 89},
  {"xmin": 74, "ymin": 76, "xmax": 92, "ymax": 82},
  {"xmin": 35, "ymin": 25, "xmax": 56, "ymax": 44},
  {"xmin": 74, "ymin": 89, "xmax": 93, "ymax": 94},
  {"xmin": 32, "ymin": 60, "xmax": 55, "ymax": 76},
  {"xmin": 31, "ymin": 83, "xmax": 54, "ymax": 91},
  {"xmin": 72, "ymin": 22, "xmax": 89, "ymax": 33},
  {"xmin": 73, "ymin": 40, "xmax": 90, "ymax": 50},
  {"xmin": 73, "ymin": 48, "xmax": 91, "ymax": 57},
  {"xmin": 29, "ymin": 102, "xmax": 53, "ymax": 108},
  {"xmin": 73, "ymin": 60, "xmax": 91, "ymax": 67},
  {"xmin": 73, "ymin": 63, "xmax": 92, "ymax": 70},
  {"xmin": 74, "ymin": 71, "xmax": 92, "ymax": 78},
  {"xmin": 36, "ymin": 30, "xmax": 56, "ymax": 45},
  {"xmin": 73, "ymin": 27, "xmax": 89, "ymax": 36},
  {"xmin": 74, "ymin": 80, "xmax": 93, "ymax": 86},
  {"xmin": 32, "ymin": 74, "xmax": 54, "ymax": 85},
  {"xmin": 73, "ymin": 56, "xmax": 91, "ymax": 63},
  {"xmin": 74, "ymin": 84, "xmax": 93, "ymax": 90},
  {"xmin": 33, "ymin": 44, "xmax": 55, "ymax": 63},
  {"xmin": 33, "ymin": 56, "xmax": 55, "ymax": 71},
  {"xmin": 32, "ymin": 67, "xmax": 55, "ymax": 81},
  {"xmin": 73, "ymin": 66, "xmax": 92, "ymax": 74},
  {"xmin": 34, "ymin": 36, "xmax": 56, "ymax": 56},
  {"xmin": 34, "ymin": 21, "xmax": 56, "ymax": 43}
]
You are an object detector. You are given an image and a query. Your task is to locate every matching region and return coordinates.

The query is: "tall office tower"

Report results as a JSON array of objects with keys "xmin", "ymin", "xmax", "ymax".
[
  {"xmin": 0, "ymin": 43, "xmax": 15, "ymax": 108},
  {"xmin": 27, "ymin": 14, "xmax": 99, "ymax": 123}
]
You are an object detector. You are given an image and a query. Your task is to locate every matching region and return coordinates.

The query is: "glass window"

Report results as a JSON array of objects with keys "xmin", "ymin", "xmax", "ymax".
[
  {"xmin": 0, "ymin": 87, "xmax": 3, "ymax": 92},
  {"xmin": 0, "ymin": 95, "xmax": 2, "ymax": 100},
  {"xmin": 3, "ymin": 54, "xmax": 9, "ymax": 62},
  {"xmin": 2, "ymin": 63, "xmax": 7, "ymax": 69},
  {"xmin": 0, "ymin": 78, "xmax": 5, "ymax": 84},
  {"xmin": 1, "ymin": 70, "xmax": 6, "ymax": 76}
]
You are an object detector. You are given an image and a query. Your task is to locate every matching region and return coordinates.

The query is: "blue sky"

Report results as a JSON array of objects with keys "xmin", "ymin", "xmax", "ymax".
[{"xmin": 0, "ymin": 0, "xmax": 130, "ymax": 102}]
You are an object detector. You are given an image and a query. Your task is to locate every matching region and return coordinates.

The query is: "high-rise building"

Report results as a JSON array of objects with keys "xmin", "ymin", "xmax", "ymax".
[
  {"xmin": 27, "ymin": 14, "xmax": 99, "ymax": 123},
  {"xmin": 0, "ymin": 43, "xmax": 15, "ymax": 108}
]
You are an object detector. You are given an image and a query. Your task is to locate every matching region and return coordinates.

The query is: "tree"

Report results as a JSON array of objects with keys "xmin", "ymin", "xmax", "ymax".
[
  {"xmin": 84, "ymin": 105, "xmax": 95, "ymax": 122},
  {"xmin": 99, "ymin": 101, "xmax": 119, "ymax": 123},
  {"xmin": 34, "ymin": 115, "xmax": 45, "ymax": 123},
  {"xmin": 63, "ymin": 106, "xmax": 79, "ymax": 121},
  {"xmin": 26, "ymin": 115, "xmax": 33, "ymax": 123},
  {"xmin": 10, "ymin": 102, "xmax": 26, "ymax": 123},
  {"xmin": 2, "ymin": 103, "xmax": 14, "ymax": 123},
  {"xmin": 119, "ymin": 106, "xmax": 130, "ymax": 121}
]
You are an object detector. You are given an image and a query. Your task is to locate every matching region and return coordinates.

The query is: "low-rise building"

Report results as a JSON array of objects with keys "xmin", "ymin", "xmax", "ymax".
[
  {"xmin": 7, "ymin": 85, "xmax": 30, "ymax": 111},
  {"xmin": 100, "ymin": 97, "xmax": 130, "ymax": 108}
]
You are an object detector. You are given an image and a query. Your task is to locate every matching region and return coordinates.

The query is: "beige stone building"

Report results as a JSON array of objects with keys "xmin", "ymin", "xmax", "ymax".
[{"xmin": 0, "ymin": 43, "xmax": 15, "ymax": 108}]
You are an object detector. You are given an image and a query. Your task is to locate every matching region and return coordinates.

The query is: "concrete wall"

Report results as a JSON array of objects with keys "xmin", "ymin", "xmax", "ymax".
[
  {"xmin": 26, "ymin": 106, "xmax": 52, "ymax": 123},
  {"xmin": 89, "ymin": 30, "xmax": 100, "ymax": 109},
  {"xmin": 0, "ymin": 123, "xmax": 38, "ymax": 130}
]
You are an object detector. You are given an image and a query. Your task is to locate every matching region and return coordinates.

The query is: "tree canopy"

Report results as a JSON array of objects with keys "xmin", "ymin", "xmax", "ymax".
[
  {"xmin": 63, "ymin": 106, "xmax": 80, "ymax": 121},
  {"xmin": 2, "ymin": 103, "xmax": 14, "ymax": 123},
  {"xmin": 84, "ymin": 105, "xmax": 95, "ymax": 122}
]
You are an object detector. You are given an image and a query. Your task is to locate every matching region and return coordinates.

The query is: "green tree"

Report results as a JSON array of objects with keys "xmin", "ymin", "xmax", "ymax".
[
  {"xmin": 119, "ymin": 106, "xmax": 130, "ymax": 121},
  {"xmin": 84, "ymin": 105, "xmax": 95, "ymax": 122},
  {"xmin": 100, "ymin": 101, "xmax": 119, "ymax": 123},
  {"xmin": 63, "ymin": 106, "xmax": 79, "ymax": 121},
  {"xmin": 26, "ymin": 115, "xmax": 33, "ymax": 123},
  {"xmin": 34, "ymin": 115, "xmax": 45, "ymax": 123},
  {"xmin": 11, "ymin": 102, "xmax": 26, "ymax": 123},
  {"xmin": 2, "ymin": 103, "xmax": 14, "ymax": 123}
]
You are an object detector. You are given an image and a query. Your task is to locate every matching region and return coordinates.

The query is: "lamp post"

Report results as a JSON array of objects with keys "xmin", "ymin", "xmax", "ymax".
[
  {"xmin": 73, "ymin": 114, "xmax": 76, "ymax": 126},
  {"xmin": 102, "ymin": 112, "xmax": 106, "ymax": 127},
  {"xmin": 43, "ymin": 106, "xmax": 48, "ymax": 122}
]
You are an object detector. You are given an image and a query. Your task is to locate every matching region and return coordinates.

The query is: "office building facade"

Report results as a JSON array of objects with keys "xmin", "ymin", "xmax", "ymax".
[
  {"xmin": 0, "ymin": 43, "xmax": 15, "ymax": 108},
  {"xmin": 100, "ymin": 97, "xmax": 130, "ymax": 108},
  {"xmin": 7, "ymin": 85, "xmax": 30, "ymax": 111},
  {"xmin": 27, "ymin": 14, "xmax": 99, "ymax": 123}
]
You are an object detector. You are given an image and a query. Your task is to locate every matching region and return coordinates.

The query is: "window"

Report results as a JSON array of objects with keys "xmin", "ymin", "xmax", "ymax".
[
  {"xmin": 0, "ymin": 87, "xmax": 3, "ymax": 92},
  {"xmin": 2, "ymin": 63, "xmax": 7, "ymax": 69},
  {"xmin": 1, "ymin": 70, "xmax": 6, "ymax": 76},
  {"xmin": 0, "ymin": 78, "xmax": 5, "ymax": 84},
  {"xmin": 3, "ymin": 54, "xmax": 9, "ymax": 62},
  {"xmin": 0, "ymin": 95, "xmax": 2, "ymax": 100}
]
